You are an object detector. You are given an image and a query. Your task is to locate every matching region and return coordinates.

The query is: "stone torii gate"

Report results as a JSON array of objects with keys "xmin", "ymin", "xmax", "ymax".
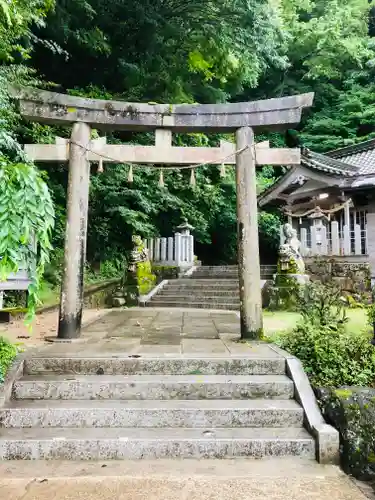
[{"xmin": 14, "ymin": 88, "xmax": 314, "ymax": 340}]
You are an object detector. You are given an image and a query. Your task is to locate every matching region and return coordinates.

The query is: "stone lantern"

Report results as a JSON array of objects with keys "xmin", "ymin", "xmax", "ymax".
[
  {"xmin": 175, "ymin": 219, "xmax": 195, "ymax": 266},
  {"xmin": 176, "ymin": 219, "xmax": 195, "ymax": 236}
]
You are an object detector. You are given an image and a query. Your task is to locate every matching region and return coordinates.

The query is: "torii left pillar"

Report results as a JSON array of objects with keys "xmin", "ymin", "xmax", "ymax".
[
  {"xmin": 58, "ymin": 122, "xmax": 91, "ymax": 339},
  {"xmin": 236, "ymin": 127, "xmax": 262, "ymax": 339}
]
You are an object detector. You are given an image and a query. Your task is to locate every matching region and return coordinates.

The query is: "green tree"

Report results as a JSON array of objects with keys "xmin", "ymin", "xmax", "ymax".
[
  {"xmin": 31, "ymin": 0, "xmax": 289, "ymax": 102},
  {"xmin": 0, "ymin": 0, "xmax": 54, "ymax": 61},
  {"xmin": 0, "ymin": 0, "xmax": 55, "ymax": 318}
]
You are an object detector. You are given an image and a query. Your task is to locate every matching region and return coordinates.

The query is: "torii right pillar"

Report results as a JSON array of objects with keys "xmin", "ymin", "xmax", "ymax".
[{"xmin": 236, "ymin": 127, "xmax": 262, "ymax": 339}]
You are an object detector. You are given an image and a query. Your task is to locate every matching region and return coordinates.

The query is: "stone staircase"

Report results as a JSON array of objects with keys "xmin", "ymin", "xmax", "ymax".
[
  {"xmin": 0, "ymin": 354, "xmax": 316, "ymax": 460},
  {"xmin": 146, "ymin": 265, "xmax": 276, "ymax": 310}
]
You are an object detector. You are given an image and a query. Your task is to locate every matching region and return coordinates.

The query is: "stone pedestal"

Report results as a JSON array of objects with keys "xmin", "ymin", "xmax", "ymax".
[
  {"xmin": 125, "ymin": 266, "xmax": 140, "ymax": 307},
  {"xmin": 286, "ymin": 274, "xmax": 310, "ymax": 285}
]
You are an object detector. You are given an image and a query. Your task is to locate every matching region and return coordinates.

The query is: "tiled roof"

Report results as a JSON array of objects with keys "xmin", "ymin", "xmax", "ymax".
[
  {"xmin": 258, "ymin": 139, "xmax": 375, "ymax": 206},
  {"xmin": 326, "ymin": 138, "xmax": 375, "ymax": 175},
  {"xmin": 302, "ymin": 150, "xmax": 357, "ymax": 176}
]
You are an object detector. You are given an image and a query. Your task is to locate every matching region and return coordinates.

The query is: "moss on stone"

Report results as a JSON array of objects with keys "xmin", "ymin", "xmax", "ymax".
[
  {"xmin": 317, "ymin": 386, "xmax": 375, "ymax": 481},
  {"xmin": 152, "ymin": 264, "xmax": 179, "ymax": 282},
  {"xmin": 270, "ymin": 255, "xmax": 302, "ymax": 311},
  {"xmin": 136, "ymin": 261, "xmax": 156, "ymax": 295},
  {"xmin": 335, "ymin": 388, "xmax": 353, "ymax": 399},
  {"xmin": 240, "ymin": 327, "xmax": 264, "ymax": 341},
  {"xmin": 277, "ymin": 257, "xmax": 299, "ymax": 275}
]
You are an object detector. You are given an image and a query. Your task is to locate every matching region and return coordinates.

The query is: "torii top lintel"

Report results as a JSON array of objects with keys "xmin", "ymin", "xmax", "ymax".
[{"xmin": 13, "ymin": 87, "xmax": 314, "ymax": 133}]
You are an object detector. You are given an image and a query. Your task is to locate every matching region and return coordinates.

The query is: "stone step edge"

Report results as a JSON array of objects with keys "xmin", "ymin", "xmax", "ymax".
[
  {"xmin": 24, "ymin": 357, "xmax": 286, "ymax": 376},
  {"xmin": 150, "ymin": 298, "xmax": 240, "ymax": 303},
  {"xmin": 13, "ymin": 375, "xmax": 294, "ymax": 401},
  {"xmin": 0, "ymin": 436, "xmax": 316, "ymax": 460},
  {"xmin": 0, "ymin": 400, "xmax": 304, "ymax": 428},
  {"xmin": 0, "ymin": 428, "xmax": 315, "ymax": 460},
  {"xmin": 146, "ymin": 295, "xmax": 240, "ymax": 307},
  {"xmin": 151, "ymin": 292, "xmax": 240, "ymax": 295},
  {"xmin": 146, "ymin": 302, "xmax": 239, "ymax": 309},
  {"xmin": 2, "ymin": 399, "xmax": 302, "ymax": 409}
]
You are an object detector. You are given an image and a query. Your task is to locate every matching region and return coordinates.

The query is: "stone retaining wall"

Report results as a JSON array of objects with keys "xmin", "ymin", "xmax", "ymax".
[{"xmin": 306, "ymin": 258, "xmax": 370, "ymax": 294}]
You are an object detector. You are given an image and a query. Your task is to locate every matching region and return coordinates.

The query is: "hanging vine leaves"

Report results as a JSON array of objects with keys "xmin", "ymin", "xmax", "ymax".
[{"xmin": 0, "ymin": 157, "xmax": 54, "ymax": 322}]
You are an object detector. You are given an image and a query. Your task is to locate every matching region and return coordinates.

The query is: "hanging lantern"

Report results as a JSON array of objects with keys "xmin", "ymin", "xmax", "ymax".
[
  {"xmin": 219, "ymin": 163, "xmax": 226, "ymax": 178},
  {"xmin": 189, "ymin": 168, "xmax": 196, "ymax": 187},
  {"xmin": 158, "ymin": 169, "xmax": 165, "ymax": 188},
  {"xmin": 127, "ymin": 164, "xmax": 134, "ymax": 183},
  {"xmin": 97, "ymin": 159, "xmax": 104, "ymax": 173},
  {"xmin": 299, "ymin": 217, "xmax": 302, "ymax": 225}
]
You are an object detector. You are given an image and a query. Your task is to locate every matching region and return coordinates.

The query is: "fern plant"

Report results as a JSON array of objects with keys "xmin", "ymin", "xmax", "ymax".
[{"xmin": 0, "ymin": 156, "xmax": 54, "ymax": 323}]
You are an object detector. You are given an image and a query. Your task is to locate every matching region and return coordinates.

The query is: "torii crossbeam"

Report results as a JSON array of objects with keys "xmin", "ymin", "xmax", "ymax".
[
  {"xmin": 15, "ymin": 88, "xmax": 314, "ymax": 341},
  {"xmin": 25, "ymin": 131, "xmax": 301, "ymax": 166}
]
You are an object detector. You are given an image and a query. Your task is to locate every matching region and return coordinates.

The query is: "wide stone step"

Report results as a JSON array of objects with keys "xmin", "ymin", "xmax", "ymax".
[
  {"xmin": 13, "ymin": 375, "xmax": 294, "ymax": 400},
  {"xmin": 194, "ymin": 266, "xmax": 276, "ymax": 272},
  {"xmin": 173, "ymin": 279, "xmax": 239, "ymax": 285},
  {"xmin": 191, "ymin": 273, "xmax": 239, "ymax": 280},
  {"xmin": 0, "ymin": 427, "xmax": 315, "ymax": 460},
  {"xmin": 195, "ymin": 266, "xmax": 239, "ymax": 271},
  {"xmin": 0, "ymin": 399, "xmax": 304, "ymax": 428},
  {"xmin": 150, "ymin": 296, "xmax": 240, "ymax": 305},
  {"xmin": 146, "ymin": 300, "xmax": 239, "ymax": 310},
  {"xmin": 158, "ymin": 290, "xmax": 240, "ymax": 297},
  {"xmin": 25, "ymin": 357, "xmax": 286, "ymax": 376},
  {"xmin": 162, "ymin": 285, "xmax": 240, "ymax": 292}
]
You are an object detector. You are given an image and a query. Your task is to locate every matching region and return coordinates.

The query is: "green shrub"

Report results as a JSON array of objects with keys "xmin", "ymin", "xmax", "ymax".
[
  {"xmin": 0, "ymin": 337, "xmax": 18, "ymax": 383},
  {"xmin": 275, "ymin": 323, "xmax": 375, "ymax": 387},
  {"xmin": 136, "ymin": 261, "xmax": 156, "ymax": 295},
  {"xmin": 274, "ymin": 281, "xmax": 375, "ymax": 387},
  {"xmin": 295, "ymin": 280, "xmax": 348, "ymax": 327},
  {"xmin": 367, "ymin": 302, "xmax": 375, "ymax": 327}
]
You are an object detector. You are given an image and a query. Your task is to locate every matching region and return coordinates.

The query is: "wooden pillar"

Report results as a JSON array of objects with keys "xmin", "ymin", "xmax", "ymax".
[
  {"xmin": 58, "ymin": 122, "xmax": 91, "ymax": 339},
  {"xmin": 331, "ymin": 221, "xmax": 340, "ymax": 255},
  {"xmin": 367, "ymin": 208, "xmax": 375, "ymax": 287},
  {"xmin": 322, "ymin": 225, "xmax": 328, "ymax": 255},
  {"xmin": 354, "ymin": 224, "xmax": 362, "ymax": 255},
  {"xmin": 311, "ymin": 225, "xmax": 318, "ymax": 255},
  {"xmin": 236, "ymin": 127, "xmax": 263, "ymax": 339},
  {"xmin": 343, "ymin": 198, "xmax": 351, "ymax": 255},
  {"xmin": 300, "ymin": 228, "xmax": 308, "ymax": 256}
]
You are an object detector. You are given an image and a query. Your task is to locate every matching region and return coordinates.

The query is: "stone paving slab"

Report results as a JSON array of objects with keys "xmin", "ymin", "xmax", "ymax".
[
  {"xmin": 182, "ymin": 339, "xmax": 229, "ymax": 355},
  {"xmin": 30, "ymin": 309, "xmax": 281, "ymax": 359},
  {"xmin": 0, "ymin": 459, "xmax": 369, "ymax": 499}
]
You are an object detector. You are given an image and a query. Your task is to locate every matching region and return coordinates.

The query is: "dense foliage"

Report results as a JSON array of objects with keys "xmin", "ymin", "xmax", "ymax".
[
  {"xmin": 0, "ymin": 336, "xmax": 18, "ymax": 382},
  {"xmin": 275, "ymin": 282, "xmax": 375, "ymax": 387},
  {"xmin": 1, "ymin": 0, "xmax": 375, "ymax": 298}
]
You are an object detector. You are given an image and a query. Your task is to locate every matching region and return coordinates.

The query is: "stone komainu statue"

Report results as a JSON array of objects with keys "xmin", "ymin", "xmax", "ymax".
[
  {"xmin": 278, "ymin": 223, "xmax": 305, "ymax": 274},
  {"xmin": 128, "ymin": 235, "xmax": 149, "ymax": 270}
]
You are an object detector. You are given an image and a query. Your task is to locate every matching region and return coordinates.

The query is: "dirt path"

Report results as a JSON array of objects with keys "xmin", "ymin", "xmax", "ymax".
[{"xmin": 0, "ymin": 309, "xmax": 107, "ymax": 350}]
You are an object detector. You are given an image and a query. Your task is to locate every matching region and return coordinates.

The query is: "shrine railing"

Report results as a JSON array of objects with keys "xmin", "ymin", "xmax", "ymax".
[
  {"xmin": 144, "ymin": 232, "xmax": 195, "ymax": 267},
  {"xmin": 290, "ymin": 222, "xmax": 368, "ymax": 257}
]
